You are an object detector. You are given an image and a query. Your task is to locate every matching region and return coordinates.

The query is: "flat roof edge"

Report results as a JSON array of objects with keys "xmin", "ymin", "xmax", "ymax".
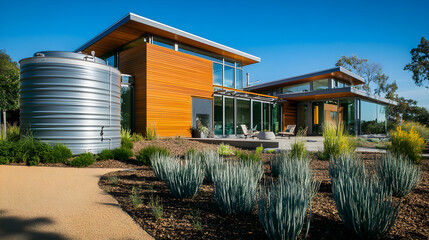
[
  {"xmin": 74, "ymin": 13, "xmax": 260, "ymax": 63},
  {"xmin": 244, "ymin": 67, "xmax": 365, "ymax": 91}
]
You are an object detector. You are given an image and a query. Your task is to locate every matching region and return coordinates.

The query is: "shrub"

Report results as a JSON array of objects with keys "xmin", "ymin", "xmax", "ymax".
[
  {"xmin": 290, "ymin": 138, "xmax": 307, "ymax": 159},
  {"xmin": 121, "ymin": 128, "xmax": 132, "ymax": 140},
  {"xmin": 33, "ymin": 141, "xmax": 55, "ymax": 163},
  {"xmin": 52, "ymin": 143, "xmax": 73, "ymax": 163},
  {"xmin": 377, "ymin": 152, "xmax": 421, "ymax": 197},
  {"xmin": 1, "ymin": 123, "xmax": 20, "ymax": 142},
  {"xmin": 214, "ymin": 160, "xmax": 263, "ymax": 215},
  {"xmin": 136, "ymin": 145, "xmax": 170, "ymax": 166},
  {"xmin": 27, "ymin": 155, "xmax": 40, "ymax": 166},
  {"xmin": 130, "ymin": 186, "xmax": 143, "ymax": 208},
  {"xmin": 400, "ymin": 121, "xmax": 429, "ymax": 142},
  {"xmin": 0, "ymin": 156, "xmax": 9, "ymax": 165},
  {"xmin": 121, "ymin": 137, "xmax": 134, "ymax": 150},
  {"xmin": 164, "ymin": 153, "xmax": 205, "ymax": 198},
  {"xmin": 217, "ymin": 143, "xmax": 234, "ymax": 156},
  {"xmin": 329, "ymin": 155, "xmax": 400, "ymax": 239},
  {"xmin": 145, "ymin": 124, "xmax": 158, "ymax": 140},
  {"xmin": 258, "ymin": 181, "xmax": 309, "ymax": 240},
  {"xmin": 237, "ymin": 151, "xmax": 261, "ymax": 163},
  {"xmin": 130, "ymin": 133, "xmax": 144, "ymax": 142},
  {"xmin": 69, "ymin": 153, "xmax": 95, "ymax": 167},
  {"xmin": 201, "ymin": 149, "xmax": 224, "ymax": 182},
  {"xmin": 151, "ymin": 153, "xmax": 173, "ymax": 181},
  {"xmin": 112, "ymin": 147, "xmax": 133, "ymax": 161},
  {"xmin": 321, "ymin": 123, "xmax": 356, "ymax": 160},
  {"xmin": 256, "ymin": 144, "xmax": 264, "ymax": 155},
  {"xmin": 97, "ymin": 149, "xmax": 114, "ymax": 161},
  {"xmin": 390, "ymin": 125, "xmax": 425, "ymax": 164}
]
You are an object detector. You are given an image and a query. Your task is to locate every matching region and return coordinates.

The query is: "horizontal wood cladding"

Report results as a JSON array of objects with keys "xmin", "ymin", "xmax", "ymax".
[
  {"xmin": 146, "ymin": 44, "xmax": 213, "ymax": 137},
  {"xmin": 119, "ymin": 43, "xmax": 147, "ymax": 134},
  {"xmin": 282, "ymin": 101, "xmax": 297, "ymax": 131}
]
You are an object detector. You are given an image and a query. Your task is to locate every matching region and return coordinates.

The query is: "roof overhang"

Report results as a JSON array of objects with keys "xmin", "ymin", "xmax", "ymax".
[
  {"xmin": 277, "ymin": 87, "xmax": 397, "ymax": 106},
  {"xmin": 213, "ymin": 85, "xmax": 279, "ymax": 102},
  {"xmin": 244, "ymin": 67, "xmax": 365, "ymax": 92},
  {"xmin": 75, "ymin": 13, "xmax": 260, "ymax": 66}
]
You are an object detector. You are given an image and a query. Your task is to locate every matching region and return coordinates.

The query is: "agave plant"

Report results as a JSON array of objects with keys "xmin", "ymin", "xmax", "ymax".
[
  {"xmin": 377, "ymin": 152, "xmax": 421, "ymax": 197},
  {"xmin": 329, "ymin": 155, "xmax": 400, "ymax": 239},
  {"xmin": 200, "ymin": 149, "xmax": 224, "ymax": 182},
  {"xmin": 258, "ymin": 181, "xmax": 309, "ymax": 240},
  {"xmin": 164, "ymin": 152, "xmax": 205, "ymax": 198},
  {"xmin": 214, "ymin": 160, "xmax": 263, "ymax": 215}
]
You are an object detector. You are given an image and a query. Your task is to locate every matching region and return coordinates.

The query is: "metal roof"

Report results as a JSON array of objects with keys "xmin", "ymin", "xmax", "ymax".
[
  {"xmin": 75, "ymin": 13, "xmax": 260, "ymax": 65},
  {"xmin": 244, "ymin": 67, "xmax": 365, "ymax": 91}
]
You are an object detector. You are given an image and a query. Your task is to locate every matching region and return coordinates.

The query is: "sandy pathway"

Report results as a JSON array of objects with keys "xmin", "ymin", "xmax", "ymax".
[{"xmin": 0, "ymin": 165, "xmax": 153, "ymax": 240}]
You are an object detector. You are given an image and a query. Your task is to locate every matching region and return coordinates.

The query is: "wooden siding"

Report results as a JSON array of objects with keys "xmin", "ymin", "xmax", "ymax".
[
  {"xmin": 282, "ymin": 101, "xmax": 297, "ymax": 131},
  {"xmin": 119, "ymin": 43, "xmax": 147, "ymax": 133},
  {"xmin": 146, "ymin": 44, "xmax": 213, "ymax": 137}
]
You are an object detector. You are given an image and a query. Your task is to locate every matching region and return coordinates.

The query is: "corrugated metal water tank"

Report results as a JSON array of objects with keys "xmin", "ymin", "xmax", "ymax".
[{"xmin": 19, "ymin": 51, "xmax": 121, "ymax": 154}]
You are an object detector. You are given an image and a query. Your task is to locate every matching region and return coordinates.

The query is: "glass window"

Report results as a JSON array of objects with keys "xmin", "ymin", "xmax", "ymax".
[
  {"xmin": 105, "ymin": 54, "xmax": 117, "ymax": 68},
  {"xmin": 224, "ymin": 59, "xmax": 235, "ymax": 67},
  {"xmin": 339, "ymin": 99, "xmax": 355, "ymax": 134},
  {"xmin": 282, "ymin": 82, "xmax": 310, "ymax": 93},
  {"xmin": 236, "ymin": 99, "xmax": 251, "ymax": 134},
  {"xmin": 214, "ymin": 96, "xmax": 223, "ymax": 135},
  {"xmin": 178, "ymin": 43, "xmax": 223, "ymax": 63},
  {"xmin": 298, "ymin": 103, "xmax": 308, "ymax": 131},
  {"xmin": 120, "ymin": 85, "xmax": 133, "ymax": 131},
  {"xmin": 153, "ymin": 36, "xmax": 175, "ymax": 50},
  {"xmin": 271, "ymin": 103, "xmax": 280, "ymax": 134},
  {"xmin": 360, "ymin": 100, "xmax": 386, "ymax": 134},
  {"xmin": 225, "ymin": 97, "xmax": 235, "ymax": 135},
  {"xmin": 224, "ymin": 65, "xmax": 234, "ymax": 88},
  {"xmin": 235, "ymin": 69, "xmax": 243, "ymax": 89},
  {"xmin": 252, "ymin": 101, "xmax": 262, "ymax": 131},
  {"xmin": 313, "ymin": 79, "xmax": 329, "ymax": 91},
  {"xmin": 263, "ymin": 103, "xmax": 270, "ymax": 131},
  {"xmin": 213, "ymin": 63, "xmax": 223, "ymax": 86}
]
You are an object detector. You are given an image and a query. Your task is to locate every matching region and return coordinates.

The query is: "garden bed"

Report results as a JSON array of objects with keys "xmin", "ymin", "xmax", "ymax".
[{"xmin": 98, "ymin": 146, "xmax": 429, "ymax": 240}]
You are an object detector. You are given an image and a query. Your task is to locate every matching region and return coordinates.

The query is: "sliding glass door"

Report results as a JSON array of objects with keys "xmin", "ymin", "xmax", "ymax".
[
  {"xmin": 252, "ymin": 101, "xmax": 262, "ymax": 131},
  {"xmin": 224, "ymin": 97, "xmax": 235, "ymax": 135},
  {"xmin": 214, "ymin": 96, "xmax": 223, "ymax": 135},
  {"xmin": 236, "ymin": 99, "xmax": 250, "ymax": 134}
]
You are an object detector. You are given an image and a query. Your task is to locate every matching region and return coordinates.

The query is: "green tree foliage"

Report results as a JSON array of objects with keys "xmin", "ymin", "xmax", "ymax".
[
  {"xmin": 404, "ymin": 37, "xmax": 429, "ymax": 88},
  {"xmin": 388, "ymin": 97, "xmax": 429, "ymax": 127},
  {"xmin": 0, "ymin": 50, "xmax": 20, "ymax": 112},
  {"xmin": 335, "ymin": 55, "xmax": 397, "ymax": 97}
]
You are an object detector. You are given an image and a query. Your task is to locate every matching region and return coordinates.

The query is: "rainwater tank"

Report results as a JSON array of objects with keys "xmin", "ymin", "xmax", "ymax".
[{"xmin": 19, "ymin": 51, "xmax": 121, "ymax": 154}]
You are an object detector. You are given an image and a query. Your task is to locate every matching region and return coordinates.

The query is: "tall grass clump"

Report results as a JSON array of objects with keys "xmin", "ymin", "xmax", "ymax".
[
  {"xmin": 377, "ymin": 152, "xmax": 421, "ymax": 197},
  {"xmin": 237, "ymin": 151, "xmax": 261, "ymax": 163},
  {"xmin": 200, "ymin": 149, "xmax": 224, "ymax": 183},
  {"xmin": 400, "ymin": 121, "xmax": 429, "ymax": 142},
  {"xmin": 290, "ymin": 139, "xmax": 307, "ymax": 159},
  {"xmin": 0, "ymin": 123, "xmax": 20, "ymax": 142},
  {"xmin": 214, "ymin": 160, "xmax": 263, "ymax": 215},
  {"xmin": 164, "ymin": 152, "xmax": 205, "ymax": 198},
  {"xmin": 151, "ymin": 153, "xmax": 173, "ymax": 181},
  {"xmin": 217, "ymin": 143, "xmax": 234, "ymax": 156},
  {"xmin": 390, "ymin": 125, "xmax": 425, "ymax": 164},
  {"xmin": 258, "ymin": 181, "xmax": 310, "ymax": 240},
  {"xmin": 329, "ymin": 155, "xmax": 400, "ymax": 239},
  {"xmin": 130, "ymin": 186, "xmax": 143, "ymax": 208},
  {"xmin": 145, "ymin": 124, "xmax": 158, "ymax": 140},
  {"xmin": 321, "ymin": 123, "xmax": 356, "ymax": 160},
  {"xmin": 136, "ymin": 145, "xmax": 170, "ymax": 166}
]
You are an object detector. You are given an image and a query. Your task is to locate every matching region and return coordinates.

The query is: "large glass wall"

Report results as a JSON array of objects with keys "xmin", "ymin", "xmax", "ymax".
[
  {"xmin": 224, "ymin": 65, "xmax": 235, "ymax": 88},
  {"xmin": 214, "ymin": 96, "xmax": 223, "ymax": 135},
  {"xmin": 282, "ymin": 82, "xmax": 310, "ymax": 93},
  {"xmin": 313, "ymin": 79, "xmax": 330, "ymax": 91},
  {"xmin": 312, "ymin": 100, "xmax": 338, "ymax": 135},
  {"xmin": 271, "ymin": 104, "xmax": 281, "ymax": 134},
  {"xmin": 263, "ymin": 103, "xmax": 270, "ymax": 131},
  {"xmin": 360, "ymin": 100, "xmax": 387, "ymax": 134},
  {"xmin": 252, "ymin": 101, "xmax": 262, "ymax": 131},
  {"xmin": 298, "ymin": 103, "xmax": 308, "ymax": 131},
  {"xmin": 339, "ymin": 99, "xmax": 355, "ymax": 134},
  {"xmin": 224, "ymin": 97, "xmax": 235, "ymax": 135},
  {"xmin": 236, "ymin": 99, "xmax": 251, "ymax": 134},
  {"xmin": 213, "ymin": 63, "xmax": 223, "ymax": 86}
]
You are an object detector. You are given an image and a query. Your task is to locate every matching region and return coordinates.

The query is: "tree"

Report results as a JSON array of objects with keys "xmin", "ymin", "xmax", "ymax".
[
  {"xmin": 404, "ymin": 37, "xmax": 429, "ymax": 88},
  {"xmin": 335, "ymin": 55, "xmax": 394, "ymax": 97},
  {"xmin": 0, "ymin": 50, "xmax": 20, "ymax": 138}
]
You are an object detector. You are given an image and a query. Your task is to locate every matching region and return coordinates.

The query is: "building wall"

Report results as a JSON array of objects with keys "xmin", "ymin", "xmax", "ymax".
[
  {"xmin": 119, "ymin": 43, "xmax": 147, "ymax": 134},
  {"xmin": 145, "ymin": 44, "xmax": 213, "ymax": 137},
  {"xmin": 282, "ymin": 101, "xmax": 297, "ymax": 131}
]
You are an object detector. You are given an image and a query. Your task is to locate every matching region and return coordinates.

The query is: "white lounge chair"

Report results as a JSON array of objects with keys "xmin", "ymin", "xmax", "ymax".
[
  {"xmin": 241, "ymin": 124, "xmax": 259, "ymax": 139},
  {"xmin": 279, "ymin": 125, "xmax": 296, "ymax": 139}
]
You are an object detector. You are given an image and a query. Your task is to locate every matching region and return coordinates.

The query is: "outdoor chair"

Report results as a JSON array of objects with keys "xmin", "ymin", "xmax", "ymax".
[
  {"xmin": 279, "ymin": 125, "xmax": 296, "ymax": 139},
  {"xmin": 241, "ymin": 124, "xmax": 259, "ymax": 139}
]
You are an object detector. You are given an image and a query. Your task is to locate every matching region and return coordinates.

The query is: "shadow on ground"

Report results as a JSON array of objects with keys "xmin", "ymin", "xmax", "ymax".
[{"xmin": 0, "ymin": 210, "xmax": 67, "ymax": 240}]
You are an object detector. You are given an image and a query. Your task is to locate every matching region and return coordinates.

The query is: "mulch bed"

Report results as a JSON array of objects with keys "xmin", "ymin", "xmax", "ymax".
[{"xmin": 98, "ymin": 143, "xmax": 429, "ymax": 240}]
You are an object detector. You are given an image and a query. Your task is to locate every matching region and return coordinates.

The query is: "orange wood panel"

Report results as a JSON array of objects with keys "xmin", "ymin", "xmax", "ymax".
[
  {"xmin": 282, "ymin": 101, "xmax": 297, "ymax": 131},
  {"xmin": 146, "ymin": 44, "xmax": 213, "ymax": 137},
  {"xmin": 119, "ymin": 43, "xmax": 147, "ymax": 134}
]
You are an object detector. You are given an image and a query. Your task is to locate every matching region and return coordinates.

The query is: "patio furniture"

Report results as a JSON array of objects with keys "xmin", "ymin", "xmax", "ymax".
[
  {"xmin": 258, "ymin": 131, "xmax": 276, "ymax": 140},
  {"xmin": 279, "ymin": 125, "xmax": 296, "ymax": 139},
  {"xmin": 240, "ymin": 124, "xmax": 259, "ymax": 139}
]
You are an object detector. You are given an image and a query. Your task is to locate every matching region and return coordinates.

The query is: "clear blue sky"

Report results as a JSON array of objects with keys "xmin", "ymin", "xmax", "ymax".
[{"xmin": 1, "ymin": 0, "xmax": 428, "ymax": 108}]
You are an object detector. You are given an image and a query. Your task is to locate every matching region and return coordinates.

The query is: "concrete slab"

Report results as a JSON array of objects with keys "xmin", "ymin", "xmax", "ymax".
[{"xmin": 0, "ymin": 165, "xmax": 152, "ymax": 240}]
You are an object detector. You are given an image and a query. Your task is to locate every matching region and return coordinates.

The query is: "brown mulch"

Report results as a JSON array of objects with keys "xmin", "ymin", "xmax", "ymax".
[
  {"xmin": 133, "ymin": 138, "xmax": 223, "ymax": 156},
  {"xmin": 98, "ymin": 143, "xmax": 429, "ymax": 240}
]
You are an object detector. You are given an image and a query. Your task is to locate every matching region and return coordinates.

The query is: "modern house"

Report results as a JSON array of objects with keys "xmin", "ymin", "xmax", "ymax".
[{"xmin": 75, "ymin": 13, "xmax": 396, "ymax": 137}]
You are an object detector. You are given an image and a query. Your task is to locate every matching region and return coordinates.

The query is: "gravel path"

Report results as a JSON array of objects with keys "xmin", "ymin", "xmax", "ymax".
[{"xmin": 0, "ymin": 165, "xmax": 153, "ymax": 240}]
